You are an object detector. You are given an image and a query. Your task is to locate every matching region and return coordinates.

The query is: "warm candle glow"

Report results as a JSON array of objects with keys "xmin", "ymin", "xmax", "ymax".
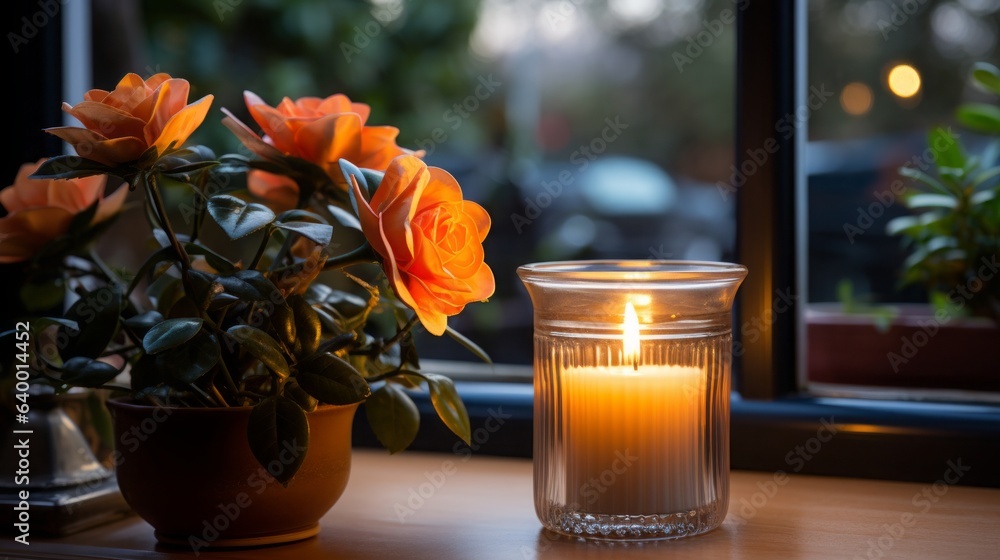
[{"xmin": 623, "ymin": 302, "xmax": 641, "ymax": 368}]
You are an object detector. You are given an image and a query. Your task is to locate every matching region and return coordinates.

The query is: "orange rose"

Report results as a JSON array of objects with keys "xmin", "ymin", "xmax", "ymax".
[
  {"xmin": 0, "ymin": 160, "xmax": 127, "ymax": 263},
  {"xmin": 351, "ymin": 155, "xmax": 494, "ymax": 335},
  {"xmin": 225, "ymin": 92, "xmax": 415, "ymax": 188},
  {"xmin": 247, "ymin": 170, "xmax": 299, "ymax": 213},
  {"xmin": 46, "ymin": 73, "xmax": 213, "ymax": 166}
]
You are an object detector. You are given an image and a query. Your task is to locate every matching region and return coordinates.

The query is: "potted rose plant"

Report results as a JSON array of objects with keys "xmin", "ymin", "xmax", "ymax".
[{"xmin": 1, "ymin": 73, "xmax": 494, "ymax": 548}]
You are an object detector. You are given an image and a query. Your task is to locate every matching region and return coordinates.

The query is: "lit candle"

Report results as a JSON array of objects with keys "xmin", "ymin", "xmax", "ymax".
[
  {"xmin": 521, "ymin": 260, "xmax": 745, "ymax": 539},
  {"xmin": 561, "ymin": 302, "xmax": 705, "ymax": 515}
]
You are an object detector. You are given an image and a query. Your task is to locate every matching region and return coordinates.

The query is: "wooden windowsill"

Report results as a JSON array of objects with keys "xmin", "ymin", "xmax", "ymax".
[{"xmin": 3, "ymin": 449, "xmax": 998, "ymax": 559}]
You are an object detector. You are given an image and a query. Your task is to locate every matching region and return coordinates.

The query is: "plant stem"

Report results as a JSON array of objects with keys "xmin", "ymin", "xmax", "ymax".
[
  {"xmin": 145, "ymin": 173, "xmax": 190, "ymax": 271},
  {"xmin": 382, "ymin": 314, "xmax": 419, "ymax": 353},
  {"xmin": 87, "ymin": 248, "xmax": 124, "ymax": 288},
  {"xmin": 249, "ymin": 226, "xmax": 274, "ymax": 271},
  {"xmin": 217, "ymin": 358, "xmax": 241, "ymax": 397},
  {"xmin": 210, "ymin": 383, "xmax": 231, "ymax": 407},
  {"xmin": 322, "ymin": 243, "xmax": 376, "ymax": 270}
]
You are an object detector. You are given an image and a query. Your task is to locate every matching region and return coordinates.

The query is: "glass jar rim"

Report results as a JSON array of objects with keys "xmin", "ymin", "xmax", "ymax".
[{"xmin": 517, "ymin": 260, "xmax": 747, "ymax": 283}]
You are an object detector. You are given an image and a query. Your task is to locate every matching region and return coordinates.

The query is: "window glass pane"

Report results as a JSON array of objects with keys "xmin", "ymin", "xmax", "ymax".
[
  {"xmin": 806, "ymin": 0, "xmax": 1000, "ymax": 398},
  {"xmin": 93, "ymin": 0, "xmax": 736, "ymax": 367}
]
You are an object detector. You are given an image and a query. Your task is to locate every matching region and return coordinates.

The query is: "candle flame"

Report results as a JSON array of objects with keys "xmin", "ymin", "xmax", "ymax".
[{"xmin": 624, "ymin": 302, "xmax": 640, "ymax": 369}]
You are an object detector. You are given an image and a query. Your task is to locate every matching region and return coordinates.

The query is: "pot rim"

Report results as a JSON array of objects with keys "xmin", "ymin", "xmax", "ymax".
[{"xmin": 107, "ymin": 396, "xmax": 363, "ymax": 413}]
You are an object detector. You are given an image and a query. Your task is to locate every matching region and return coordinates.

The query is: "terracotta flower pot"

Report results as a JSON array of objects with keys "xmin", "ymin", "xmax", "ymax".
[{"xmin": 107, "ymin": 398, "xmax": 360, "ymax": 550}]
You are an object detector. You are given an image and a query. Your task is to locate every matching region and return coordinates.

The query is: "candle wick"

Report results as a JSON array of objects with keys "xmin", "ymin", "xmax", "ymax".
[{"xmin": 633, "ymin": 359, "xmax": 639, "ymax": 372}]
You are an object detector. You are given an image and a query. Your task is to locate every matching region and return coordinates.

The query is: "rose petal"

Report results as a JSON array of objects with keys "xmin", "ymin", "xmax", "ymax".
[
  {"xmin": 0, "ymin": 207, "xmax": 75, "ymax": 262},
  {"xmin": 62, "ymin": 101, "xmax": 148, "ymax": 142},
  {"xmin": 145, "ymin": 79, "xmax": 191, "ymax": 146},
  {"xmin": 2, "ymin": 161, "xmax": 47, "ymax": 212},
  {"xmin": 45, "ymin": 127, "xmax": 147, "ymax": 165},
  {"xmin": 46, "ymin": 174, "xmax": 97, "ymax": 213},
  {"xmin": 221, "ymin": 109, "xmax": 287, "ymax": 161},
  {"xmin": 294, "ymin": 113, "xmax": 363, "ymax": 178},
  {"xmin": 151, "ymin": 94, "xmax": 213, "ymax": 156},
  {"xmin": 357, "ymin": 126, "xmax": 408, "ymax": 171},
  {"xmin": 103, "ymin": 73, "xmax": 149, "ymax": 111},
  {"xmin": 248, "ymin": 170, "xmax": 299, "ymax": 213},
  {"xmin": 248, "ymin": 94, "xmax": 300, "ymax": 155},
  {"xmin": 94, "ymin": 181, "xmax": 128, "ymax": 224}
]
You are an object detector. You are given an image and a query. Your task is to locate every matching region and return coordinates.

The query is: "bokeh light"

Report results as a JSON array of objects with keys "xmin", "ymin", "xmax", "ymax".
[
  {"xmin": 887, "ymin": 64, "xmax": 922, "ymax": 98},
  {"xmin": 840, "ymin": 82, "xmax": 874, "ymax": 115}
]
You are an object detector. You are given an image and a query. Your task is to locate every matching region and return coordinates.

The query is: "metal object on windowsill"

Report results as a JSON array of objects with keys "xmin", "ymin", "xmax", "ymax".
[{"xmin": 0, "ymin": 386, "xmax": 132, "ymax": 537}]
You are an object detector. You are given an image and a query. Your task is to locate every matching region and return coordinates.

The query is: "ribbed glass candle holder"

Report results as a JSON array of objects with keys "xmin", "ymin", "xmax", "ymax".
[{"xmin": 518, "ymin": 261, "xmax": 747, "ymax": 541}]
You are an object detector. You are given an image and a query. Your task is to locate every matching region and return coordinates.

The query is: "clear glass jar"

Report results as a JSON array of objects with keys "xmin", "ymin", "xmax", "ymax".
[{"xmin": 518, "ymin": 261, "xmax": 747, "ymax": 540}]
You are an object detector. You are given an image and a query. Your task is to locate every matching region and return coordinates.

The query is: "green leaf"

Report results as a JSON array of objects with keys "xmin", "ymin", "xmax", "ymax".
[
  {"xmin": 58, "ymin": 286, "xmax": 123, "ymax": 359},
  {"xmin": 365, "ymin": 383, "xmax": 419, "ymax": 454},
  {"xmin": 60, "ymin": 356, "xmax": 121, "ymax": 388},
  {"xmin": 283, "ymin": 381, "xmax": 318, "ymax": 413},
  {"xmin": 276, "ymin": 221, "xmax": 334, "ymax": 246},
  {"xmin": 886, "ymin": 216, "xmax": 920, "ymax": 237},
  {"xmin": 123, "ymin": 310, "xmax": 165, "ymax": 338},
  {"xmin": 296, "ymin": 353, "xmax": 371, "ymax": 404},
  {"xmin": 226, "ymin": 325, "xmax": 290, "ymax": 377},
  {"xmin": 30, "ymin": 155, "xmax": 111, "ymax": 180},
  {"xmin": 275, "ymin": 209, "xmax": 327, "ymax": 223},
  {"xmin": 927, "ymin": 127, "xmax": 965, "ymax": 170},
  {"xmin": 971, "ymin": 189, "xmax": 996, "ymax": 206},
  {"xmin": 207, "ymin": 194, "xmax": 276, "ymax": 239},
  {"xmin": 247, "ymin": 396, "xmax": 309, "ymax": 486},
  {"xmin": 361, "ymin": 169, "xmax": 385, "ymax": 194},
  {"xmin": 956, "ymin": 104, "xmax": 1000, "ymax": 135},
  {"xmin": 326, "ymin": 204, "xmax": 362, "ymax": 231},
  {"xmin": 906, "ymin": 193, "xmax": 958, "ymax": 210},
  {"xmin": 158, "ymin": 332, "xmax": 221, "ymax": 384},
  {"xmin": 971, "ymin": 166, "xmax": 1000, "ymax": 190},
  {"xmin": 126, "ymin": 245, "xmax": 177, "ymax": 297},
  {"xmin": 142, "ymin": 318, "xmax": 204, "ymax": 355},
  {"xmin": 66, "ymin": 200, "xmax": 100, "ymax": 236},
  {"xmin": 185, "ymin": 243, "xmax": 237, "ymax": 274},
  {"xmin": 19, "ymin": 278, "xmax": 66, "ymax": 313},
  {"xmin": 161, "ymin": 160, "xmax": 218, "ymax": 176},
  {"xmin": 898, "ymin": 166, "xmax": 951, "ymax": 195},
  {"xmin": 184, "ymin": 269, "xmax": 223, "ymax": 311},
  {"xmin": 130, "ymin": 353, "xmax": 166, "ymax": 396},
  {"xmin": 971, "ymin": 62, "xmax": 1000, "ymax": 96},
  {"xmin": 217, "ymin": 270, "xmax": 284, "ymax": 303},
  {"xmin": 288, "ymin": 295, "xmax": 322, "ymax": 357},
  {"xmin": 445, "ymin": 326, "xmax": 492, "ymax": 364},
  {"xmin": 339, "ymin": 159, "xmax": 368, "ymax": 216},
  {"xmin": 422, "ymin": 373, "xmax": 471, "ymax": 445}
]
